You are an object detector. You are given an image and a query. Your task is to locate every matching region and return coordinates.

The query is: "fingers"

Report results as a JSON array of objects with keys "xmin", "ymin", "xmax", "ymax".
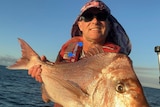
[
  {"xmin": 28, "ymin": 56, "xmax": 47, "ymax": 83},
  {"xmin": 28, "ymin": 65, "xmax": 43, "ymax": 83},
  {"xmin": 35, "ymin": 67, "xmax": 43, "ymax": 82},
  {"xmin": 28, "ymin": 65, "xmax": 40, "ymax": 76}
]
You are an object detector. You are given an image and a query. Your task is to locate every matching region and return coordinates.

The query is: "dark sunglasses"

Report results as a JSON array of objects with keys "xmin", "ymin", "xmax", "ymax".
[{"xmin": 79, "ymin": 12, "xmax": 108, "ymax": 22}]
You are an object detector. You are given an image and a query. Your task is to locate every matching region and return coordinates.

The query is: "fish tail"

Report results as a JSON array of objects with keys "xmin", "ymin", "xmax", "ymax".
[{"xmin": 7, "ymin": 38, "xmax": 40, "ymax": 70}]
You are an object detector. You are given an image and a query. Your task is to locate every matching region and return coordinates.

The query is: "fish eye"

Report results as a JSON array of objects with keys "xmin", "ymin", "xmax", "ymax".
[{"xmin": 116, "ymin": 83, "xmax": 125, "ymax": 93}]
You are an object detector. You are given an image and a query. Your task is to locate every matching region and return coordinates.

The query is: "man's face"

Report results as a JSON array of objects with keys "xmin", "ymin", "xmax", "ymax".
[{"xmin": 78, "ymin": 8, "xmax": 110, "ymax": 44}]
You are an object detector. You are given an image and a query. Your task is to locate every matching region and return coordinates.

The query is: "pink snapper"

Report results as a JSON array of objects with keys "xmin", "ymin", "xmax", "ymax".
[{"xmin": 7, "ymin": 38, "xmax": 149, "ymax": 107}]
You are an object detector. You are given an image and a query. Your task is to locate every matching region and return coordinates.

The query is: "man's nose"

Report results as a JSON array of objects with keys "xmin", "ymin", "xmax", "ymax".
[{"xmin": 91, "ymin": 17, "xmax": 99, "ymax": 23}]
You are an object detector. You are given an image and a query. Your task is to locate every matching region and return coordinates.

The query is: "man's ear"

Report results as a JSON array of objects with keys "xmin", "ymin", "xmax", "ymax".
[{"xmin": 78, "ymin": 21, "xmax": 83, "ymax": 31}]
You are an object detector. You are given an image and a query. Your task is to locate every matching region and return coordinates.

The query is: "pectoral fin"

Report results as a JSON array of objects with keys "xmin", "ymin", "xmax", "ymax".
[
  {"xmin": 61, "ymin": 79, "xmax": 87, "ymax": 98},
  {"xmin": 50, "ymin": 75, "xmax": 88, "ymax": 99}
]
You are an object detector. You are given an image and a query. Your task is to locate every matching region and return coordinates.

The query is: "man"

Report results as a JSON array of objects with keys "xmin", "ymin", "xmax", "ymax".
[{"xmin": 28, "ymin": 0, "xmax": 131, "ymax": 107}]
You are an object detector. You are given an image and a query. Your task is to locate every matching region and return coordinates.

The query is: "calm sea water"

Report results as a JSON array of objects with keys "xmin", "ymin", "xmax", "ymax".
[{"xmin": 0, "ymin": 65, "xmax": 160, "ymax": 107}]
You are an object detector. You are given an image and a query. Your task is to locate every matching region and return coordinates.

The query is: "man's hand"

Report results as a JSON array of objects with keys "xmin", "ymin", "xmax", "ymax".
[{"xmin": 28, "ymin": 56, "xmax": 47, "ymax": 83}]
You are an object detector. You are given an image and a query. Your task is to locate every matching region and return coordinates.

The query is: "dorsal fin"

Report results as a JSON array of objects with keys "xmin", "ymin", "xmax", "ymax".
[{"xmin": 85, "ymin": 45, "xmax": 104, "ymax": 58}]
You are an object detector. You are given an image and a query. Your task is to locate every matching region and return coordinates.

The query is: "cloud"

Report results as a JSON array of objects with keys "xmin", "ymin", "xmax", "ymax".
[
  {"xmin": 134, "ymin": 66, "xmax": 160, "ymax": 89},
  {"xmin": 0, "ymin": 55, "xmax": 17, "ymax": 66},
  {"xmin": 134, "ymin": 67, "xmax": 158, "ymax": 71}
]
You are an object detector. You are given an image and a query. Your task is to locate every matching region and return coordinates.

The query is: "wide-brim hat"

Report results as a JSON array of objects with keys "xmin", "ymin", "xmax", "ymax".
[{"xmin": 71, "ymin": 0, "xmax": 131, "ymax": 55}]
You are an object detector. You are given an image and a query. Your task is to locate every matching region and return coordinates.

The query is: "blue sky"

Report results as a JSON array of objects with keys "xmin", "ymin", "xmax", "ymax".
[{"xmin": 0, "ymin": 0, "xmax": 160, "ymax": 88}]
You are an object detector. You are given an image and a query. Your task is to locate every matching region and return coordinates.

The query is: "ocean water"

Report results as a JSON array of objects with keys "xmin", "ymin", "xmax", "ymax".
[{"xmin": 0, "ymin": 65, "xmax": 160, "ymax": 107}]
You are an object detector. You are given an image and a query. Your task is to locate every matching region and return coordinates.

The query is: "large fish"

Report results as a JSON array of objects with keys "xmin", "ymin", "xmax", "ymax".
[{"xmin": 7, "ymin": 38, "xmax": 149, "ymax": 107}]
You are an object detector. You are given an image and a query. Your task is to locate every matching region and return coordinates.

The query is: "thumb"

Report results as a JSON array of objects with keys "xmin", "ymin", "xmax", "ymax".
[{"xmin": 41, "ymin": 55, "xmax": 47, "ymax": 61}]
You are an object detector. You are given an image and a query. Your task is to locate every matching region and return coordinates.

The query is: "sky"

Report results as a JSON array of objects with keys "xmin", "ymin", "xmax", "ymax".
[{"xmin": 0, "ymin": 0, "xmax": 160, "ymax": 89}]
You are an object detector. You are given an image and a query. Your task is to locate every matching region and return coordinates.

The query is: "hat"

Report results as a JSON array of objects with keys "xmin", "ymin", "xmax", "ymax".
[
  {"xmin": 71, "ymin": 0, "xmax": 131, "ymax": 55},
  {"xmin": 80, "ymin": 0, "xmax": 110, "ymax": 16}
]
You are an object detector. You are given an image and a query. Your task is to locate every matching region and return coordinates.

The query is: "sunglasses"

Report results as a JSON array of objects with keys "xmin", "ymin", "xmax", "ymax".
[{"xmin": 79, "ymin": 12, "xmax": 108, "ymax": 22}]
